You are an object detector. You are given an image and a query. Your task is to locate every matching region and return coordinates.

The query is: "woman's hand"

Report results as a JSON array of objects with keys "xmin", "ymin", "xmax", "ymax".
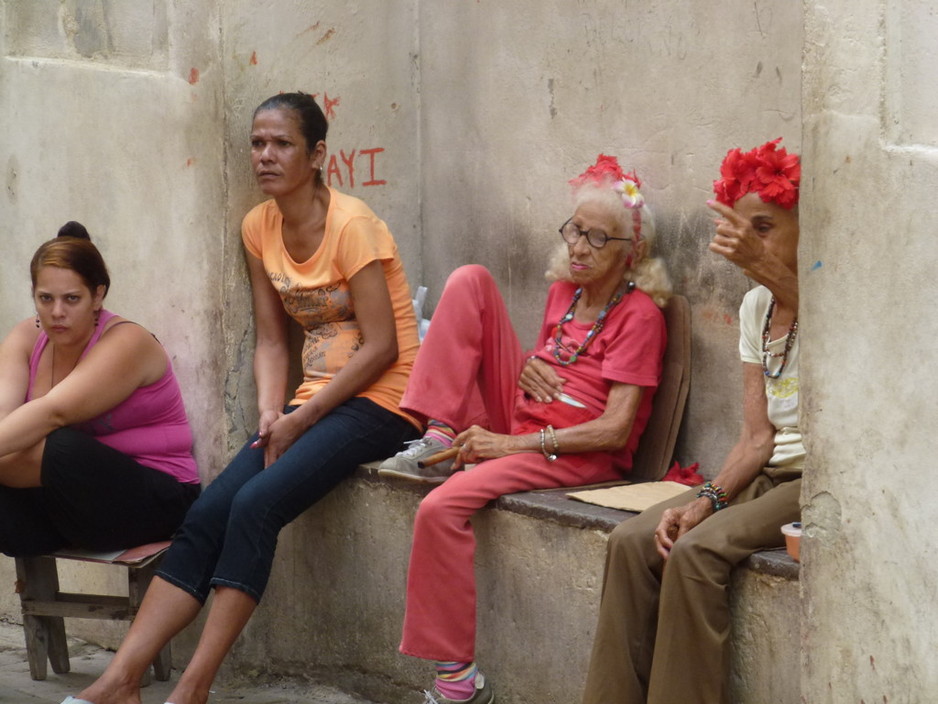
[
  {"xmin": 251, "ymin": 408, "xmax": 284, "ymax": 452},
  {"xmin": 454, "ymin": 425, "xmax": 518, "ymax": 467},
  {"xmin": 256, "ymin": 411, "xmax": 304, "ymax": 468},
  {"xmin": 707, "ymin": 200, "xmax": 768, "ymax": 273},
  {"xmin": 653, "ymin": 497, "xmax": 712, "ymax": 560},
  {"xmin": 518, "ymin": 357, "xmax": 566, "ymax": 403}
]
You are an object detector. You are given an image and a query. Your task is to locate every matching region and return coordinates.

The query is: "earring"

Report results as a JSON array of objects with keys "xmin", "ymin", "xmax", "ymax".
[
  {"xmin": 35, "ymin": 315, "xmax": 40, "ymax": 328},
  {"xmin": 94, "ymin": 309, "xmax": 101, "ymax": 326}
]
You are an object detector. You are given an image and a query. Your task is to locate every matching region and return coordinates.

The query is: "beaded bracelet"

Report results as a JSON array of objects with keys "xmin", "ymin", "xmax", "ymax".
[
  {"xmin": 539, "ymin": 428, "xmax": 558, "ymax": 462},
  {"xmin": 546, "ymin": 424, "xmax": 559, "ymax": 455},
  {"xmin": 696, "ymin": 481, "xmax": 728, "ymax": 511}
]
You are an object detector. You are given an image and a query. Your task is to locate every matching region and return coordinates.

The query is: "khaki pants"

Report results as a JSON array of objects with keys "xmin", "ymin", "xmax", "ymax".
[{"xmin": 582, "ymin": 467, "xmax": 801, "ymax": 704}]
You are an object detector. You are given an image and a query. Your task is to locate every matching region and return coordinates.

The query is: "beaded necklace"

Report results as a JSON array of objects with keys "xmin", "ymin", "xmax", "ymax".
[
  {"xmin": 551, "ymin": 282, "xmax": 634, "ymax": 366},
  {"xmin": 761, "ymin": 297, "xmax": 798, "ymax": 379}
]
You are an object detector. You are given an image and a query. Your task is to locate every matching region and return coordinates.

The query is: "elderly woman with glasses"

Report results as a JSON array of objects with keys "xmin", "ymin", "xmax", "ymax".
[{"xmin": 377, "ymin": 155, "xmax": 672, "ymax": 704}]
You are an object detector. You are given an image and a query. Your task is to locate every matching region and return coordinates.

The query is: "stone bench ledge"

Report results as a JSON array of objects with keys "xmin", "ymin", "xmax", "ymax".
[{"xmin": 355, "ymin": 462, "xmax": 800, "ymax": 581}]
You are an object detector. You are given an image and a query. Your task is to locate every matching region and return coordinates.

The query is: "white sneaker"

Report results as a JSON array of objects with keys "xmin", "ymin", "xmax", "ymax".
[{"xmin": 377, "ymin": 437, "xmax": 457, "ymax": 484}]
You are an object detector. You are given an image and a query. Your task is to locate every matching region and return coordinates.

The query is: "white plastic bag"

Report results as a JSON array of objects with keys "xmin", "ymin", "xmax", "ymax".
[{"xmin": 411, "ymin": 285, "xmax": 431, "ymax": 342}]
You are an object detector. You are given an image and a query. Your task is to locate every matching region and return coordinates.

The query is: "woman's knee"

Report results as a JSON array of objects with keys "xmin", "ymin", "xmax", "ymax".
[
  {"xmin": 414, "ymin": 486, "xmax": 464, "ymax": 533},
  {"xmin": 43, "ymin": 426, "xmax": 81, "ymax": 451},
  {"xmin": 666, "ymin": 528, "xmax": 729, "ymax": 582},
  {"xmin": 445, "ymin": 264, "xmax": 494, "ymax": 293},
  {"xmin": 607, "ymin": 518, "xmax": 654, "ymax": 564}
]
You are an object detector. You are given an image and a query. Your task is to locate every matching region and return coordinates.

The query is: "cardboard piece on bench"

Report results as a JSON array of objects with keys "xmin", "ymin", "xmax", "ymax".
[
  {"xmin": 51, "ymin": 540, "xmax": 171, "ymax": 566},
  {"xmin": 567, "ymin": 480, "xmax": 690, "ymax": 513}
]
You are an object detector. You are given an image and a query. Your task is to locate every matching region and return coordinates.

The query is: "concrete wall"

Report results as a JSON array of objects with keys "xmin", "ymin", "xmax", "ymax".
[
  {"xmin": 222, "ymin": 479, "xmax": 613, "ymax": 704},
  {"xmin": 416, "ymin": 0, "xmax": 803, "ymax": 474},
  {"xmin": 0, "ymin": 0, "xmax": 825, "ymax": 701},
  {"xmin": 218, "ymin": 0, "xmax": 422, "ymax": 459},
  {"xmin": 801, "ymin": 1, "xmax": 938, "ymax": 701},
  {"xmin": 0, "ymin": 0, "xmax": 228, "ymax": 644},
  {"xmin": 0, "ymin": 2, "xmax": 801, "ymax": 492},
  {"xmin": 0, "ymin": 0, "xmax": 227, "ymax": 477}
]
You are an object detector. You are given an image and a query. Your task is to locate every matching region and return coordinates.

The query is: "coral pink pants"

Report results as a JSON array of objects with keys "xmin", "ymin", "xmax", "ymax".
[{"xmin": 399, "ymin": 265, "xmax": 622, "ymax": 661}]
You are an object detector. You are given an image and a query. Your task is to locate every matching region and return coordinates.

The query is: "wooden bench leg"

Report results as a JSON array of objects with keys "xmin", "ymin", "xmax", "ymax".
[
  {"xmin": 15, "ymin": 547, "xmax": 173, "ymax": 685},
  {"xmin": 15, "ymin": 556, "xmax": 71, "ymax": 680}
]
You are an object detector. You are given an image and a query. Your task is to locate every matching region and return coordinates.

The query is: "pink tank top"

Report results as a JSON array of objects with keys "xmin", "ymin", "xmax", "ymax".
[{"xmin": 27, "ymin": 310, "xmax": 199, "ymax": 484}]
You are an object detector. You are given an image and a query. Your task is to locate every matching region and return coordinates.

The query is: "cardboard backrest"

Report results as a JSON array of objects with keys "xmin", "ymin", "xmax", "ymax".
[{"xmin": 629, "ymin": 294, "xmax": 691, "ymax": 481}]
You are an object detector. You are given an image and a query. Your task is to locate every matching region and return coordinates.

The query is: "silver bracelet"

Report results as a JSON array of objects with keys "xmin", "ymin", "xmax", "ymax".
[{"xmin": 539, "ymin": 428, "xmax": 557, "ymax": 462}]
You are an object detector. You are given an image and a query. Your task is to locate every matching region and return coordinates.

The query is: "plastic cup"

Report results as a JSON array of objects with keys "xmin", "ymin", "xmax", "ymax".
[{"xmin": 780, "ymin": 522, "xmax": 802, "ymax": 562}]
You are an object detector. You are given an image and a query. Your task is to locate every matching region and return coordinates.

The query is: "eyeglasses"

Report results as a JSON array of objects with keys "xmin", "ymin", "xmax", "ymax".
[{"xmin": 559, "ymin": 219, "xmax": 632, "ymax": 249}]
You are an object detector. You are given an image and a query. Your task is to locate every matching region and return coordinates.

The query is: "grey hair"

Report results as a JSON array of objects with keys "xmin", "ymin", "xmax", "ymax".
[{"xmin": 545, "ymin": 184, "xmax": 672, "ymax": 307}]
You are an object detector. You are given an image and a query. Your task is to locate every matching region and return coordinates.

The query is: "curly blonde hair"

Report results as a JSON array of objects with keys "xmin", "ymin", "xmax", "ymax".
[{"xmin": 545, "ymin": 183, "xmax": 672, "ymax": 307}]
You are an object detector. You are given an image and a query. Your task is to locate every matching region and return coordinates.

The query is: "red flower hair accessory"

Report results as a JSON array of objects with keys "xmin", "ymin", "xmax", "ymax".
[
  {"xmin": 570, "ymin": 154, "xmax": 645, "ymax": 236},
  {"xmin": 713, "ymin": 138, "xmax": 801, "ymax": 209}
]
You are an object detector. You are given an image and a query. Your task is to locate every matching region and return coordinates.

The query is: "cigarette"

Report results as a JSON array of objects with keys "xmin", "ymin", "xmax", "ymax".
[
  {"xmin": 557, "ymin": 392, "xmax": 587, "ymax": 408},
  {"xmin": 418, "ymin": 446, "xmax": 460, "ymax": 468}
]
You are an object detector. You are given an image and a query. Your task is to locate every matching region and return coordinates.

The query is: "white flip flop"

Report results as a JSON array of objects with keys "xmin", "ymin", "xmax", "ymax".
[{"xmin": 60, "ymin": 697, "xmax": 95, "ymax": 704}]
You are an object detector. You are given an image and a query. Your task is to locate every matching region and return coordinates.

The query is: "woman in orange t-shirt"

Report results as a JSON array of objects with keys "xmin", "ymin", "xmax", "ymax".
[{"xmin": 72, "ymin": 92, "xmax": 420, "ymax": 704}]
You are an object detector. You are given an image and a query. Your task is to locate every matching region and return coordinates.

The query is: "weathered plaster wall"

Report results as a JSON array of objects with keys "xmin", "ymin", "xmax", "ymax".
[
  {"xmin": 0, "ymin": 0, "xmax": 226, "ymax": 639},
  {"xmin": 0, "ymin": 0, "xmax": 226, "ymax": 473},
  {"xmin": 0, "ymin": 0, "xmax": 802, "ymax": 517},
  {"xmin": 217, "ymin": 0, "xmax": 422, "ymax": 463},
  {"xmin": 801, "ymin": 1, "xmax": 938, "ymax": 701},
  {"xmin": 417, "ymin": 0, "xmax": 802, "ymax": 473},
  {"xmin": 0, "ymin": 0, "xmax": 809, "ymax": 698}
]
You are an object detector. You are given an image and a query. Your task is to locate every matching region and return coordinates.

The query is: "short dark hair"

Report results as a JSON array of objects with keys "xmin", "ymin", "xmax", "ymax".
[
  {"xmin": 30, "ymin": 221, "xmax": 110, "ymax": 296},
  {"xmin": 254, "ymin": 92, "xmax": 328, "ymax": 153}
]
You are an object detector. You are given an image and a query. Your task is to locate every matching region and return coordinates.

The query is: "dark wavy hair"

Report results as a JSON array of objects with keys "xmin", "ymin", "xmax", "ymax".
[
  {"xmin": 30, "ymin": 221, "xmax": 110, "ymax": 296},
  {"xmin": 253, "ymin": 91, "xmax": 328, "ymax": 153}
]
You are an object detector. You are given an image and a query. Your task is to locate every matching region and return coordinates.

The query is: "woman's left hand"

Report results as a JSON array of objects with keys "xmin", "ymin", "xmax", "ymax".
[
  {"xmin": 259, "ymin": 412, "xmax": 305, "ymax": 468},
  {"xmin": 518, "ymin": 357, "xmax": 566, "ymax": 403},
  {"xmin": 454, "ymin": 425, "xmax": 517, "ymax": 467},
  {"xmin": 653, "ymin": 497, "xmax": 712, "ymax": 560}
]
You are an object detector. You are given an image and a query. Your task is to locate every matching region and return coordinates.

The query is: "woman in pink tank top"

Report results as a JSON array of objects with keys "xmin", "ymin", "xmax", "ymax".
[{"xmin": 0, "ymin": 222, "xmax": 199, "ymax": 557}]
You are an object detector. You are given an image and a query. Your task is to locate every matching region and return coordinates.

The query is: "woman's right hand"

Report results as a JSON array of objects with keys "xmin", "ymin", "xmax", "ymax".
[
  {"xmin": 653, "ymin": 498, "xmax": 713, "ymax": 560},
  {"xmin": 518, "ymin": 357, "xmax": 566, "ymax": 403},
  {"xmin": 252, "ymin": 408, "xmax": 285, "ymax": 463},
  {"xmin": 254, "ymin": 409, "xmax": 284, "ymax": 444}
]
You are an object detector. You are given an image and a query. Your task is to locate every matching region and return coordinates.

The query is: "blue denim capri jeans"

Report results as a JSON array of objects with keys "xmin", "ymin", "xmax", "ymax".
[{"xmin": 156, "ymin": 397, "xmax": 417, "ymax": 603}]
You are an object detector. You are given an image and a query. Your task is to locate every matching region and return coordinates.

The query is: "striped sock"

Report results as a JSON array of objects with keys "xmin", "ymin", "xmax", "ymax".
[
  {"xmin": 424, "ymin": 420, "xmax": 456, "ymax": 448},
  {"xmin": 434, "ymin": 660, "xmax": 477, "ymax": 701}
]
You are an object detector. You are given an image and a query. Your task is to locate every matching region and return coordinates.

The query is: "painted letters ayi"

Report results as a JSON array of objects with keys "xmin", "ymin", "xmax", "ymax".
[{"xmin": 310, "ymin": 92, "xmax": 387, "ymax": 189}]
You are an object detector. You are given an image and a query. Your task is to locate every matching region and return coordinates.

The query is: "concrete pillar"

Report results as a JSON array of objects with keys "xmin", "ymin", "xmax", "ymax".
[{"xmin": 801, "ymin": 1, "xmax": 938, "ymax": 699}]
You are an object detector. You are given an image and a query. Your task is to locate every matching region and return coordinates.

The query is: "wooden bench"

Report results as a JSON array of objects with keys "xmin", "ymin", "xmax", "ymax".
[
  {"xmin": 631, "ymin": 293, "xmax": 691, "ymax": 481},
  {"xmin": 13, "ymin": 540, "xmax": 173, "ymax": 683}
]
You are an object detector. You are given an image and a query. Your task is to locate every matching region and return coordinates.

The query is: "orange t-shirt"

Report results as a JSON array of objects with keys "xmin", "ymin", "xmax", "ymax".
[{"xmin": 242, "ymin": 189, "xmax": 420, "ymax": 428}]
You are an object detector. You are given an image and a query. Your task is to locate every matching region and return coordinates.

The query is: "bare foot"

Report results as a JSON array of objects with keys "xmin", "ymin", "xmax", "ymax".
[
  {"xmin": 74, "ymin": 675, "xmax": 142, "ymax": 704},
  {"xmin": 164, "ymin": 682, "xmax": 210, "ymax": 704}
]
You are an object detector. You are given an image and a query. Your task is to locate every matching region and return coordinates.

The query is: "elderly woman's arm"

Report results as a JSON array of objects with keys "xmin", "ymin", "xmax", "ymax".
[
  {"xmin": 653, "ymin": 362, "xmax": 775, "ymax": 559},
  {"xmin": 453, "ymin": 381, "xmax": 643, "ymax": 465}
]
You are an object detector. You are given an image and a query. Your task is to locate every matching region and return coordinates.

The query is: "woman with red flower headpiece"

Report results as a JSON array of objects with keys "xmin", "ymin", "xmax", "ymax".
[
  {"xmin": 376, "ymin": 154, "xmax": 672, "ymax": 703},
  {"xmin": 581, "ymin": 139, "xmax": 803, "ymax": 704}
]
